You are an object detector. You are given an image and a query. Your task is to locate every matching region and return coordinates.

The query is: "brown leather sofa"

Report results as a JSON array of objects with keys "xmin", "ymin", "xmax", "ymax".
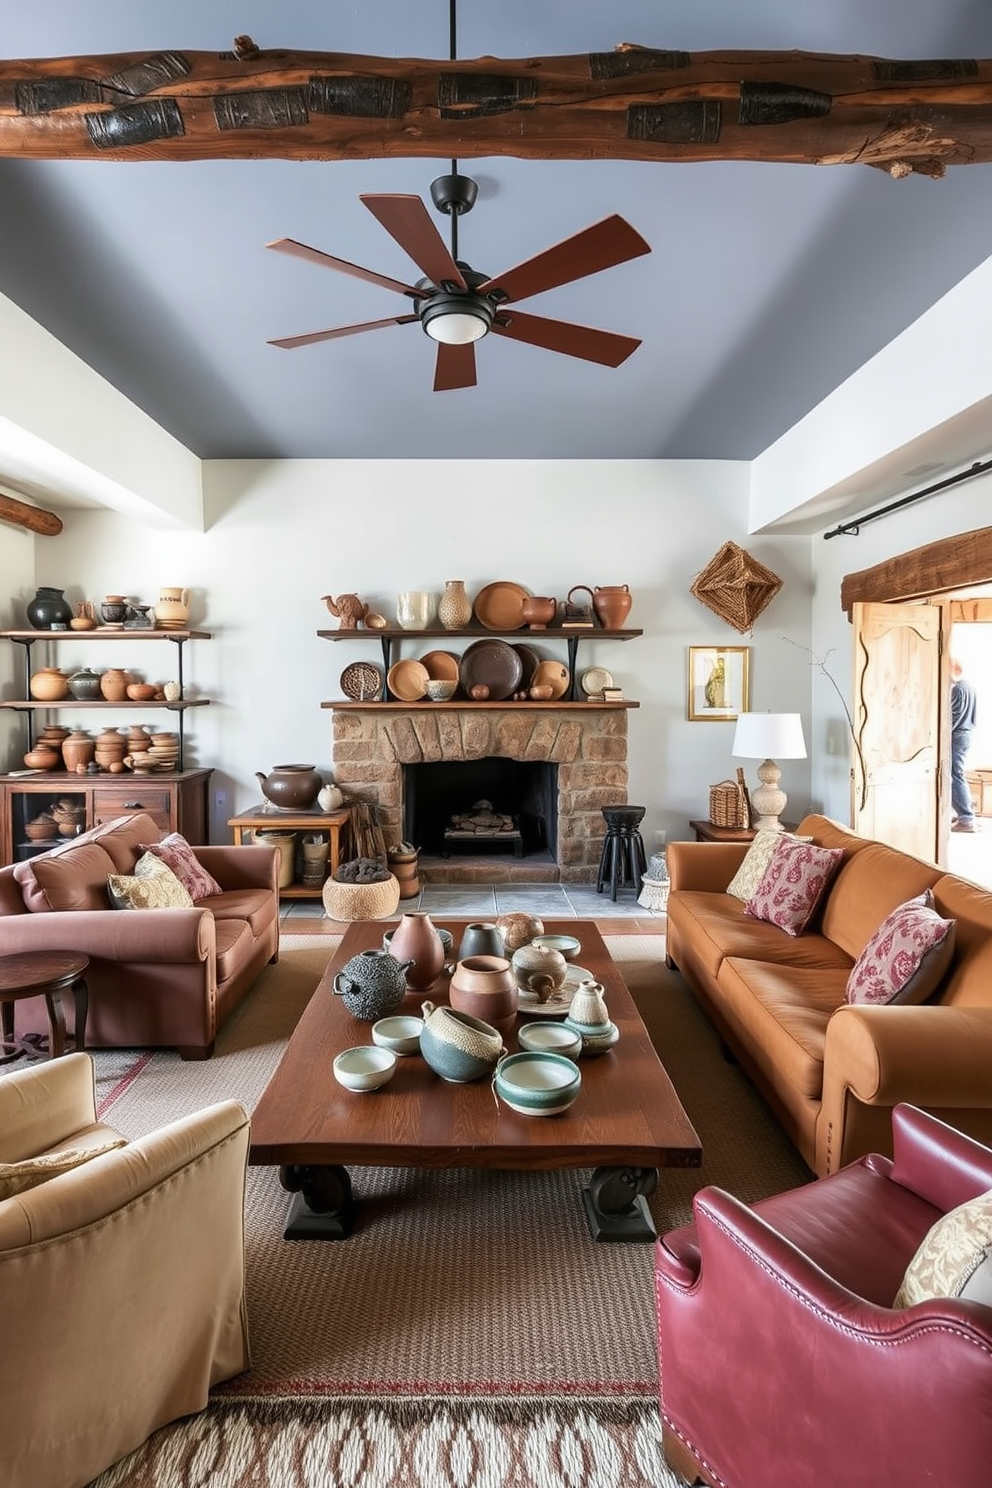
[
  {"xmin": 0, "ymin": 1052, "xmax": 250, "ymax": 1488},
  {"xmin": 656, "ymin": 1105, "xmax": 992, "ymax": 1488},
  {"xmin": 0, "ymin": 812, "xmax": 280, "ymax": 1059},
  {"xmin": 666, "ymin": 813, "xmax": 992, "ymax": 1176}
]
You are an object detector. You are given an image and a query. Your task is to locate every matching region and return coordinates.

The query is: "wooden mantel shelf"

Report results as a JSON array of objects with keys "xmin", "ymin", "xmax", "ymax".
[{"xmin": 321, "ymin": 700, "xmax": 639, "ymax": 711}]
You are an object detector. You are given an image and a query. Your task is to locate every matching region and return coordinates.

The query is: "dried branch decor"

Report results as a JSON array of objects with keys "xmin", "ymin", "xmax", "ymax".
[{"xmin": 690, "ymin": 542, "xmax": 783, "ymax": 634}]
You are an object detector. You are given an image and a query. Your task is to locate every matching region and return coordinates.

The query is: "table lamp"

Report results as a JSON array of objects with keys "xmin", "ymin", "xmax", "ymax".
[{"xmin": 732, "ymin": 712, "xmax": 807, "ymax": 831}]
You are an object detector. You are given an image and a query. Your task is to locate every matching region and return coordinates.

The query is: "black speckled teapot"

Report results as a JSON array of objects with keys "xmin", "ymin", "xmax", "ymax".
[{"xmin": 332, "ymin": 950, "xmax": 414, "ymax": 1021}]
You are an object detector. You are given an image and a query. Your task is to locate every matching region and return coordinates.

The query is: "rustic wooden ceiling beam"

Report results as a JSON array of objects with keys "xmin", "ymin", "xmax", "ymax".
[
  {"xmin": 840, "ymin": 526, "xmax": 992, "ymax": 612},
  {"xmin": 2, "ymin": 45, "xmax": 992, "ymax": 174},
  {"xmin": 0, "ymin": 493, "xmax": 63, "ymax": 536}
]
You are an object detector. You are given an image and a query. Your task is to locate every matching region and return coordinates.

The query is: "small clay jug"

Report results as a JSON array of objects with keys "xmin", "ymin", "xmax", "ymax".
[
  {"xmin": 99, "ymin": 667, "xmax": 129, "ymax": 701},
  {"xmin": 154, "ymin": 587, "xmax": 190, "ymax": 629},
  {"xmin": 387, "ymin": 911, "xmax": 446, "ymax": 990},
  {"xmin": 592, "ymin": 585, "xmax": 633, "ymax": 630},
  {"xmin": 567, "ymin": 980, "xmax": 610, "ymax": 1028}
]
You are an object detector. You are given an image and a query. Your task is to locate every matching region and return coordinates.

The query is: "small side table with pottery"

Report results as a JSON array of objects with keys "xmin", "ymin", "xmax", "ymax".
[
  {"xmin": 0, "ymin": 950, "xmax": 89, "ymax": 1063},
  {"xmin": 228, "ymin": 804, "xmax": 350, "ymax": 898},
  {"xmin": 689, "ymin": 820, "xmax": 797, "ymax": 843}
]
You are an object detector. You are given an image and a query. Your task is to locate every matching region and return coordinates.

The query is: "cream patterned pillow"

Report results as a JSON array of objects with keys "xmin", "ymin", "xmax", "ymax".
[
  {"xmin": 726, "ymin": 830, "xmax": 813, "ymax": 901},
  {"xmin": 893, "ymin": 1188, "xmax": 992, "ymax": 1309},
  {"xmin": 107, "ymin": 851, "xmax": 194, "ymax": 910},
  {"xmin": 0, "ymin": 1140, "xmax": 127, "ymax": 1201}
]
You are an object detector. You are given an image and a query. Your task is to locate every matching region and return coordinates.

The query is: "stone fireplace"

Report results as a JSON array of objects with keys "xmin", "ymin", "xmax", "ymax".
[{"xmin": 330, "ymin": 704, "xmax": 629, "ymax": 884}]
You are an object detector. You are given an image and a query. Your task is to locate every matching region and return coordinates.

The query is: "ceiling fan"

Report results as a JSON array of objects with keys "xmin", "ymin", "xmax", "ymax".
[{"xmin": 265, "ymin": 170, "xmax": 651, "ymax": 392}]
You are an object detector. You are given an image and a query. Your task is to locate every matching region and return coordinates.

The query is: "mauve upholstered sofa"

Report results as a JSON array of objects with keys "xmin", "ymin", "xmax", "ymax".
[{"xmin": 0, "ymin": 812, "xmax": 279, "ymax": 1058}]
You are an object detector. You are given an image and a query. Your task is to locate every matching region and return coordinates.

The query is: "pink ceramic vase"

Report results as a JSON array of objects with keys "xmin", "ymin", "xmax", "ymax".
[{"xmin": 387, "ymin": 912, "xmax": 446, "ymax": 991}]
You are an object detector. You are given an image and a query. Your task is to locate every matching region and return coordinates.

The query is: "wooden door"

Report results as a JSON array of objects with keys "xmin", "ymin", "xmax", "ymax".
[{"xmin": 851, "ymin": 601, "xmax": 944, "ymax": 860}]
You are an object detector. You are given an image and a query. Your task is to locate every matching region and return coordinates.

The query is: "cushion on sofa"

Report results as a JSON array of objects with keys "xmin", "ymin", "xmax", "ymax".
[
  {"xmin": 13, "ymin": 842, "xmax": 119, "ymax": 913},
  {"xmin": 669, "ymin": 891, "xmax": 855, "ymax": 981},
  {"xmin": 0, "ymin": 1139, "xmax": 127, "ymax": 1200},
  {"xmin": 846, "ymin": 892, "xmax": 956, "ymax": 1007},
  {"xmin": 726, "ymin": 829, "xmax": 814, "ymax": 901},
  {"xmin": 893, "ymin": 1188, "xmax": 992, "ymax": 1309},
  {"xmin": 745, "ymin": 838, "xmax": 844, "ymax": 937},
  {"xmin": 139, "ymin": 833, "xmax": 222, "ymax": 901},
  {"xmin": 107, "ymin": 853, "xmax": 195, "ymax": 911},
  {"xmin": 819, "ymin": 841, "xmax": 941, "ymax": 962}
]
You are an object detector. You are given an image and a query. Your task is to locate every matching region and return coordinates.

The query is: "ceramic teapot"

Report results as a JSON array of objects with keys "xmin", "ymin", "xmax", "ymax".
[
  {"xmin": 332, "ymin": 950, "xmax": 414, "ymax": 1021},
  {"xmin": 322, "ymin": 594, "xmax": 368, "ymax": 629},
  {"xmin": 255, "ymin": 763, "xmax": 322, "ymax": 810},
  {"xmin": 510, "ymin": 942, "xmax": 568, "ymax": 1003}
]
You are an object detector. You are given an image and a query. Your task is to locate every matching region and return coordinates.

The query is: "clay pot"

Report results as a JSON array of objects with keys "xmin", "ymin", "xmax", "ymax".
[
  {"xmin": 529, "ymin": 685, "xmax": 554, "ymax": 701},
  {"xmin": 29, "ymin": 667, "xmax": 69, "ymax": 702},
  {"xmin": 592, "ymin": 585, "xmax": 633, "ymax": 630},
  {"xmin": 62, "ymin": 729, "xmax": 95, "ymax": 772},
  {"xmin": 99, "ymin": 667, "xmax": 129, "ymax": 701},
  {"xmin": 255, "ymin": 763, "xmax": 322, "ymax": 811},
  {"xmin": 26, "ymin": 586, "xmax": 72, "ymax": 630},
  {"xmin": 126, "ymin": 683, "xmax": 157, "ymax": 701},
  {"xmin": 510, "ymin": 943, "xmax": 568, "ymax": 1002},
  {"xmin": 469, "ymin": 684, "xmax": 490, "ymax": 701},
  {"xmin": 521, "ymin": 596, "xmax": 558, "ymax": 629},
  {"xmin": 386, "ymin": 911, "xmax": 446, "ymax": 991},
  {"xmin": 437, "ymin": 580, "xmax": 473, "ymax": 631},
  {"xmin": 495, "ymin": 912, "xmax": 545, "ymax": 953},
  {"xmin": 154, "ymin": 587, "xmax": 190, "ymax": 629},
  {"xmin": 23, "ymin": 743, "xmax": 61, "ymax": 771},
  {"xmin": 332, "ymin": 950, "xmax": 414, "ymax": 1021},
  {"xmin": 25, "ymin": 813, "xmax": 59, "ymax": 841},
  {"xmin": 419, "ymin": 1003, "xmax": 504, "ymax": 1083},
  {"xmin": 67, "ymin": 667, "xmax": 103, "ymax": 701},
  {"xmin": 449, "ymin": 955, "xmax": 518, "ymax": 1034},
  {"xmin": 100, "ymin": 596, "xmax": 129, "ymax": 624}
]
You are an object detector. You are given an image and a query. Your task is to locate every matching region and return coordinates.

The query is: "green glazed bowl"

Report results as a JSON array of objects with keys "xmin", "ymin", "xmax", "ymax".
[{"xmin": 494, "ymin": 1051, "xmax": 581, "ymax": 1116}]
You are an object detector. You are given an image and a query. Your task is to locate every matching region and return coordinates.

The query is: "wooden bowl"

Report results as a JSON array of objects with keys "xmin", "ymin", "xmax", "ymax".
[{"xmin": 126, "ymin": 683, "xmax": 157, "ymax": 701}]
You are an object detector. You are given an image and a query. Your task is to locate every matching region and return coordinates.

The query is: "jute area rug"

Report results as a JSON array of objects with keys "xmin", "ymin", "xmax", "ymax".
[{"xmin": 86, "ymin": 933, "xmax": 810, "ymax": 1488}]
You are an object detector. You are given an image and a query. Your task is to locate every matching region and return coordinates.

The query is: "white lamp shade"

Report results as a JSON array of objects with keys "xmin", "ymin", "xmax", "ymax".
[{"xmin": 732, "ymin": 712, "xmax": 807, "ymax": 760}]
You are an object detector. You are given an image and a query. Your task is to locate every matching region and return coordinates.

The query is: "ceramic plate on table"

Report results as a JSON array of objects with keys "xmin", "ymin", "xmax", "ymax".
[
  {"xmin": 532, "ymin": 659, "xmax": 570, "ymax": 700},
  {"xmin": 459, "ymin": 639, "xmax": 523, "ymax": 701},
  {"xmin": 419, "ymin": 649, "xmax": 460, "ymax": 682},
  {"xmin": 473, "ymin": 581, "xmax": 529, "ymax": 631},
  {"xmin": 386, "ymin": 658, "xmax": 430, "ymax": 701},
  {"xmin": 512, "ymin": 642, "xmax": 542, "ymax": 690},
  {"xmin": 581, "ymin": 666, "xmax": 615, "ymax": 698},
  {"xmin": 340, "ymin": 661, "xmax": 383, "ymax": 700},
  {"xmin": 516, "ymin": 965, "xmax": 594, "ymax": 1018}
]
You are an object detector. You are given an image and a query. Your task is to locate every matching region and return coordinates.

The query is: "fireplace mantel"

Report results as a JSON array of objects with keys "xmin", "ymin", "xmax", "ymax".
[{"xmin": 322, "ymin": 700, "xmax": 638, "ymax": 712}]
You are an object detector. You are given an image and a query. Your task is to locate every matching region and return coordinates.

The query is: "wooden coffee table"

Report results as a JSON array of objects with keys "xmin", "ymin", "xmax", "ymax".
[{"xmin": 249, "ymin": 920, "xmax": 700, "ymax": 1243}]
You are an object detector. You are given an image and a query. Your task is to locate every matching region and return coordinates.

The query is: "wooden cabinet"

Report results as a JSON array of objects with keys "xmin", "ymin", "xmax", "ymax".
[{"xmin": 0, "ymin": 629, "xmax": 213, "ymax": 867}]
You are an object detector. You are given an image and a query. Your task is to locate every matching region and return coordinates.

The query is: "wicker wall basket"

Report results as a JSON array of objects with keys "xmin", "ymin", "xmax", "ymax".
[
  {"xmin": 322, "ymin": 874, "xmax": 401, "ymax": 923},
  {"xmin": 691, "ymin": 541, "xmax": 783, "ymax": 635}
]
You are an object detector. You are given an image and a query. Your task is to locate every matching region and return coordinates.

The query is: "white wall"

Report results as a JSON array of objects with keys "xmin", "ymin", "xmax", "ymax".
[{"xmin": 2, "ymin": 458, "xmax": 814, "ymax": 852}]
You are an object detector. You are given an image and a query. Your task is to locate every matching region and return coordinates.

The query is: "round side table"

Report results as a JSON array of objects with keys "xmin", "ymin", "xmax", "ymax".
[{"xmin": 0, "ymin": 951, "xmax": 90, "ymax": 1063}]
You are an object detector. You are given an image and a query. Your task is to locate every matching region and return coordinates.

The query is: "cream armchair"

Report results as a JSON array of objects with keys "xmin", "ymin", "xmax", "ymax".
[{"xmin": 0, "ymin": 1053, "xmax": 251, "ymax": 1488}]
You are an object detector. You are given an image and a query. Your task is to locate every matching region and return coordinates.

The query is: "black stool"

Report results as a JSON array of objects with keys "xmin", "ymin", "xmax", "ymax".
[{"xmin": 596, "ymin": 805, "xmax": 648, "ymax": 902}]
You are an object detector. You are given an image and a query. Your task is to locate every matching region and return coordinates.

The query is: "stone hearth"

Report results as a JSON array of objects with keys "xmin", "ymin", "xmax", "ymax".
[{"xmin": 331, "ymin": 705, "xmax": 629, "ymax": 884}]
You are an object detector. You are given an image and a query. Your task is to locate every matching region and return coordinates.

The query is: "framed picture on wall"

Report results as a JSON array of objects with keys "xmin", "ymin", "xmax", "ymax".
[{"xmin": 687, "ymin": 646, "xmax": 750, "ymax": 721}]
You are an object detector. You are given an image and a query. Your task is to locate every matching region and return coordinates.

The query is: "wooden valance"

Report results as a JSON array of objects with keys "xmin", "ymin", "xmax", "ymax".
[
  {"xmin": 2, "ymin": 44, "xmax": 992, "ymax": 175},
  {"xmin": 840, "ymin": 525, "xmax": 992, "ymax": 612}
]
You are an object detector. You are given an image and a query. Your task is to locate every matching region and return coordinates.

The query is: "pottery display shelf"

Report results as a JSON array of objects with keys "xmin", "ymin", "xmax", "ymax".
[
  {"xmin": 318, "ymin": 624, "xmax": 643, "ymax": 704},
  {"xmin": 228, "ymin": 803, "xmax": 351, "ymax": 899}
]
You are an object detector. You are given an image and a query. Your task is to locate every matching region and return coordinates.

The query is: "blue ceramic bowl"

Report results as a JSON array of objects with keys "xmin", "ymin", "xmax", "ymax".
[
  {"xmin": 494, "ymin": 1051, "xmax": 581, "ymax": 1116},
  {"xmin": 420, "ymin": 1006, "xmax": 503, "ymax": 1083}
]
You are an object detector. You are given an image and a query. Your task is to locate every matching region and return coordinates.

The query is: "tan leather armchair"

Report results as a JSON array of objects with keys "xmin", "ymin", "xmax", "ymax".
[{"xmin": 0, "ymin": 1053, "xmax": 251, "ymax": 1488}]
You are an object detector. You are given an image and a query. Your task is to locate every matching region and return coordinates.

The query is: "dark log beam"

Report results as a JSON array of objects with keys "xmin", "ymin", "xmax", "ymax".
[
  {"xmin": 2, "ymin": 45, "xmax": 992, "ymax": 174},
  {"xmin": 841, "ymin": 526, "xmax": 992, "ymax": 612}
]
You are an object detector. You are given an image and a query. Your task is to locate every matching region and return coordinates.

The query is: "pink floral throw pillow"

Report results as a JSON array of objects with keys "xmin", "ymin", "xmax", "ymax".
[
  {"xmin": 139, "ymin": 833, "xmax": 222, "ymax": 902},
  {"xmin": 846, "ymin": 892, "xmax": 956, "ymax": 1007},
  {"xmin": 744, "ymin": 837, "xmax": 844, "ymax": 937}
]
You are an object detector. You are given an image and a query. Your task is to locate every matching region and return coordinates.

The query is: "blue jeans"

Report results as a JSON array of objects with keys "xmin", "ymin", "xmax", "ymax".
[{"xmin": 951, "ymin": 729, "xmax": 974, "ymax": 824}]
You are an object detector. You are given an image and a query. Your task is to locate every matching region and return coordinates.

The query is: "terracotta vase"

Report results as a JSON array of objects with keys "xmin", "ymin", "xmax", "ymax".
[
  {"xmin": 99, "ymin": 667, "xmax": 129, "ymax": 701},
  {"xmin": 386, "ymin": 911, "xmax": 446, "ymax": 990},
  {"xmin": 437, "ymin": 580, "xmax": 473, "ymax": 630},
  {"xmin": 592, "ymin": 585, "xmax": 633, "ymax": 630},
  {"xmin": 62, "ymin": 729, "xmax": 95, "ymax": 772},
  {"xmin": 29, "ymin": 667, "xmax": 69, "ymax": 701}
]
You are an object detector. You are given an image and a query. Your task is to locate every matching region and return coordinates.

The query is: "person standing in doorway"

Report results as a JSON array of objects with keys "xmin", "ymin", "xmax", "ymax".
[{"xmin": 950, "ymin": 658, "xmax": 978, "ymax": 833}]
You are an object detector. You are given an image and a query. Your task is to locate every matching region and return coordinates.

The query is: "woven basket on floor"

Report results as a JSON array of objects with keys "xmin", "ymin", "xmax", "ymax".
[{"xmin": 322, "ymin": 873, "xmax": 400, "ymax": 922}]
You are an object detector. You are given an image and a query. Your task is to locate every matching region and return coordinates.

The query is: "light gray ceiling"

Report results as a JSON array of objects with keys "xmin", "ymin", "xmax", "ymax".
[{"xmin": 3, "ymin": 1, "xmax": 992, "ymax": 462}]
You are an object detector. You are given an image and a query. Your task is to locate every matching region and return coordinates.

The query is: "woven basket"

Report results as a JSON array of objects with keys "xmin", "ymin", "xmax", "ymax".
[
  {"xmin": 322, "ymin": 873, "xmax": 400, "ymax": 922},
  {"xmin": 690, "ymin": 541, "xmax": 783, "ymax": 634},
  {"xmin": 709, "ymin": 780, "xmax": 749, "ymax": 829}
]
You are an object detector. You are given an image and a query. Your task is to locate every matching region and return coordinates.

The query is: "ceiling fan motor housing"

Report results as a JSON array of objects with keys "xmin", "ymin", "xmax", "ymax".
[{"xmin": 429, "ymin": 172, "xmax": 479, "ymax": 217}]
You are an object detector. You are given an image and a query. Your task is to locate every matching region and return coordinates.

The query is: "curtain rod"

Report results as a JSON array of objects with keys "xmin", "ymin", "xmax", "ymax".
[{"xmin": 823, "ymin": 458, "xmax": 992, "ymax": 539}]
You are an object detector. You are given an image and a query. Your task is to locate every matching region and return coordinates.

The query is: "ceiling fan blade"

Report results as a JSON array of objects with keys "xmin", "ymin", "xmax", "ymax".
[
  {"xmin": 477, "ymin": 215, "xmax": 650, "ymax": 305},
  {"xmin": 433, "ymin": 341, "xmax": 477, "ymax": 392},
  {"xmin": 360, "ymin": 194, "xmax": 467, "ymax": 291},
  {"xmin": 491, "ymin": 309, "xmax": 641, "ymax": 367},
  {"xmin": 266, "ymin": 237, "xmax": 420, "ymax": 298},
  {"xmin": 268, "ymin": 315, "xmax": 418, "ymax": 350}
]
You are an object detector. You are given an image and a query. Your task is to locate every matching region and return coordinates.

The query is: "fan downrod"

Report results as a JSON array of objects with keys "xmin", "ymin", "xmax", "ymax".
[{"xmin": 430, "ymin": 172, "xmax": 479, "ymax": 217}]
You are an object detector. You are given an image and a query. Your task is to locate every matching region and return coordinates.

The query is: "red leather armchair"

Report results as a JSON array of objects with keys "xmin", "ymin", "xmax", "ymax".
[{"xmin": 656, "ymin": 1105, "xmax": 992, "ymax": 1488}]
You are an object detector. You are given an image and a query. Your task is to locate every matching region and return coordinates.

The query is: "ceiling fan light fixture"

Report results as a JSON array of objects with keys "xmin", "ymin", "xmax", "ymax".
[{"xmin": 421, "ymin": 291, "xmax": 494, "ymax": 344}]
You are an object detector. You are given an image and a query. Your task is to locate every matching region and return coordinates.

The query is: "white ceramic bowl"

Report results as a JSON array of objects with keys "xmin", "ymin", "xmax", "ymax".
[
  {"xmin": 333, "ymin": 1045, "xmax": 397, "ymax": 1092},
  {"xmin": 517, "ymin": 1021, "xmax": 583, "ymax": 1060},
  {"xmin": 372, "ymin": 1015, "xmax": 425, "ymax": 1056},
  {"xmin": 531, "ymin": 933, "xmax": 582, "ymax": 962},
  {"xmin": 494, "ymin": 1051, "xmax": 581, "ymax": 1116}
]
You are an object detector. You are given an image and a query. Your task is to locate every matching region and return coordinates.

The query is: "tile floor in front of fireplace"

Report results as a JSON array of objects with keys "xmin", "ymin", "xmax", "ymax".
[{"xmin": 280, "ymin": 880, "xmax": 661, "ymax": 924}]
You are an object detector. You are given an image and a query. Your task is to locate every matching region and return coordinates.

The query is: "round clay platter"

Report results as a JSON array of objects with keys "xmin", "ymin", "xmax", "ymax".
[
  {"xmin": 512, "ymin": 642, "xmax": 542, "ymax": 689},
  {"xmin": 459, "ymin": 639, "xmax": 523, "ymax": 701},
  {"xmin": 473, "ymin": 581, "xmax": 529, "ymax": 631},
  {"xmin": 340, "ymin": 661, "xmax": 383, "ymax": 700},
  {"xmin": 531, "ymin": 659, "xmax": 571, "ymax": 700},
  {"xmin": 581, "ymin": 666, "xmax": 615, "ymax": 698}
]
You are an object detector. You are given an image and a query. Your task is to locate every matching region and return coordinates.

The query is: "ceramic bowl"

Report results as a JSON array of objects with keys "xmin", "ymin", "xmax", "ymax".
[
  {"xmin": 126, "ymin": 683, "xmax": 157, "ymax": 701},
  {"xmin": 419, "ymin": 1004, "xmax": 504, "ymax": 1083},
  {"xmin": 494, "ymin": 1051, "xmax": 581, "ymax": 1116},
  {"xmin": 531, "ymin": 933, "xmax": 582, "ymax": 963},
  {"xmin": 333, "ymin": 1045, "xmax": 397, "ymax": 1092},
  {"xmin": 371, "ymin": 1015, "xmax": 424, "ymax": 1056},
  {"xmin": 426, "ymin": 679, "xmax": 458, "ymax": 701},
  {"xmin": 517, "ymin": 1022, "xmax": 583, "ymax": 1060}
]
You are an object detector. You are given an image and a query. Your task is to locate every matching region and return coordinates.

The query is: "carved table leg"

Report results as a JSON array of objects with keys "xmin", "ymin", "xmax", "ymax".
[
  {"xmin": 582, "ymin": 1165, "xmax": 658, "ymax": 1242},
  {"xmin": 279, "ymin": 1163, "xmax": 355, "ymax": 1240}
]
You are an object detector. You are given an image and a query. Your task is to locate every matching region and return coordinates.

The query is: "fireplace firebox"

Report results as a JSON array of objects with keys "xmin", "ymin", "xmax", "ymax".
[{"xmin": 404, "ymin": 759, "xmax": 558, "ymax": 859}]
